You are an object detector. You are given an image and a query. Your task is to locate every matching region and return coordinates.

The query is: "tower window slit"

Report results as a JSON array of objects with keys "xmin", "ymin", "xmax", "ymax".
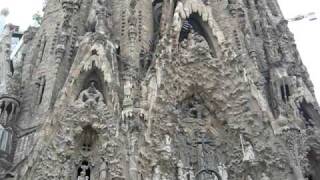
[
  {"xmin": 280, "ymin": 84, "xmax": 290, "ymax": 103},
  {"xmin": 37, "ymin": 76, "xmax": 46, "ymax": 105},
  {"xmin": 0, "ymin": 101, "xmax": 5, "ymax": 114},
  {"xmin": 39, "ymin": 40, "xmax": 47, "ymax": 63}
]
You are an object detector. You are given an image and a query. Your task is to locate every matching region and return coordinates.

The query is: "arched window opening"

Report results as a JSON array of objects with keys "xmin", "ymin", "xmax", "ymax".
[
  {"xmin": 79, "ymin": 126, "xmax": 98, "ymax": 153},
  {"xmin": 77, "ymin": 70, "xmax": 106, "ymax": 106},
  {"xmin": 178, "ymin": 13, "xmax": 217, "ymax": 57},
  {"xmin": 5, "ymin": 103, "xmax": 13, "ymax": 117},
  {"xmin": 0, "ymin": 101, "xmax": 5, "ymax": 115},
  {"xmin": 77, "ymin": 160, "xmax": 91, "ymax": 180},
  {"xmin": 0, "ymin": 99, "xmax": 19, "ymax": 124},
  {"xmin": 280, "ymin": 84, "xmax": 290, "ymax": 103}
]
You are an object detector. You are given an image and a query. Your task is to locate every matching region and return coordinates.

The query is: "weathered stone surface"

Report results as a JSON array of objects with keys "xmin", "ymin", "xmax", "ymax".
[{"xmin": 0, "ymin": 0, "xmax": 320, "ymax": 179}]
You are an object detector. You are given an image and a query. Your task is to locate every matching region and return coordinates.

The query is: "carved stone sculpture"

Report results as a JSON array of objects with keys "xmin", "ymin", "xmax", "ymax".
[
  {"xmin": 243, "ymin": 143, "xmax": 255, "ymax": 161},
  {"xmin": 78, "ymin": 171, "xmax": 89, "ymax": 180},
  {"xmin": 241, "ymin": 135, "xmax": 255, "ymax": 162},
  {"xmin": 78, "ymin": 81, "xmax": 104, "ymax": 107},
  {"xmin": 152, "ymin": 166, "xmax": 161, "ymax": 180},
  {"xmin": 99, "ymin": 161, "xmax": 108, "ymax": 180},
  {"xmin": 218, "ymin": 163, "xmax": 228, "ymax": 180}
]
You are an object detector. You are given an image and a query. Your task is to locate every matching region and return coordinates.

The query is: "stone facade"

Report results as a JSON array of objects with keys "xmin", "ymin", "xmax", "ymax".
[{"xmin": 0, "ymin": 0, "xmax": 320, "ymax": 179}]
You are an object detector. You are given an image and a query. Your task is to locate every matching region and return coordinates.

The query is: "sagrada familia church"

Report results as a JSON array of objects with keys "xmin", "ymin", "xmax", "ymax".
[{"xmin": 0, "ymin": 0, "xmax": 320, "ymax": 179}]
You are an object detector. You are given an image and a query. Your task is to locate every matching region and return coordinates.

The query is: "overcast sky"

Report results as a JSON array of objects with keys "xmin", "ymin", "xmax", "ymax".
[{"xmin": 0, "ymin": 0, "xmax": 319, "ymax": 101}]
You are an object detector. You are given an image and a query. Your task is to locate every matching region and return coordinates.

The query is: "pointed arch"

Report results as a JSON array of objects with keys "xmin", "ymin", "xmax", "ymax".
[
  {"xmin": 180, "ymin": 14, "xmax": 215, "ymax": 47},
  {"xmin": 57, "ymin": 34, "xmax": 119, "ymax": 106},
  {"xmin": 177, "ymin": 12, "xmax": 219, "ymax": 58},
  {"xmin": 74, "ymin": 67, "xmax": 108, "ymax": 104}
]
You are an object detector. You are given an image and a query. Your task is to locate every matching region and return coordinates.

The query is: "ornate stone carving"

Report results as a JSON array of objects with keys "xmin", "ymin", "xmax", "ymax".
[
  {"xmin": 217, "ymin": 163, "xmax": 228, "ymax": 180},
  {"xmin": 77, "ymin": 81, "xmax": 105, "ymax": 107},
  {"xmin": 240, "ymin": 135, "xmax": 255, "ymax": 162}
]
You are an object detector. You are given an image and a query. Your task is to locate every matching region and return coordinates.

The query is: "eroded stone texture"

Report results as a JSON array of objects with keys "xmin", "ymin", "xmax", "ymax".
[{"xmin": 0, "ymin": 0, "xmax": 320, "ymax": 179}]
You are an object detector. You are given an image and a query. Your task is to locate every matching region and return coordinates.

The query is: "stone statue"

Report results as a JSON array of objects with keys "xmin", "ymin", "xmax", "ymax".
[
  {"xmin": 78, "ymin": 171, "xmax": 89, "ymax": 180},
  {"xmin": 152, "ymin": 166, "xmax": 161, "ymax": 180},
  {"xmin": 260, "ymin": 173, "xmax": 270, "ymax": 180},
  {"xmin": 177, "ymin": 160, "xmax": 185, "ymax": 180},
  {"xmin": 243, "ymin": 143, "xmax": 255, "ymax": 161},
  {"xmin": 162, "ymin": 134, "xmax": 172, "ymax": 153},
  {"xmin": 99, "ymin": 160, "xmax": 108, "ymax": 180},
  {"xmin": 218, "ymin": 163, "xmax": 228, "ymax": 180},
  {"xmin": 172, "ymin": 1, "xmax": 184, "ymax": 32},
  {"xmin": 78, "ymin": 81, "xmax": 104, "ymax": 106},
  {"xmin": 189, "ymin": 31, "xmax": 211, "ymax": 58},
  {"xmin": 188, "ymin": 168, "xmax": 195, "ymax": 180},
  {"xmin": 240, "ymin": 135, "xmax": 255, "ymax": 161}
]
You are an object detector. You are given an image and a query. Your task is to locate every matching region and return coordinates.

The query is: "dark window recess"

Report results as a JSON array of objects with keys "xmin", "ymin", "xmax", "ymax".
[
  {"xmin": 80, "ymin": 126, "xmax": 97, "ymax": 152},
  {"xmin": 91, "ymin": 49, "xmax": 98, "ymax": 56},
  {"xmin": 304, "ymin": 174, "xmax": 314, "ymax": 180},
  {"xmin": 39, "ymin": 40, "xmax": 47, "ymax": 63},
  {"xmin": 37, "ymin": 77, "xmax": 46, "ymax": 105},
  {"xmin": 9, "ymin": 60, "xmax": 14, "ymax": 75},
  {"xmin": 280, "ymin": 84, "xmax": 290, "ymax": 103},
  {"xmin": 5, "ymin": 103, "xmax": 12, "ymax": 117},
  {"xmin": 0, "ymin": 101, "xmax": 5, "ymax": 115},
  {"xmin": 77, "ymin": 161, "xmax": 91, "ymax": 180},
  {"xmin": 177, "ymin": 13, "xmax": 217, "ymax": 57},
  {"xmin": 298, "ymin": 99, "xmax": 320, "ymax": 128},
  {"xmin": 116, "ymin": 46, "xmax": 121, "ymax": 56},
  {"xmin": 187, "ymin": 174, "xmax": 190, "ymax": 180},
  {"xmin": 285, "ymin": 84, "xmax": 290, "ymax": 98}
]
